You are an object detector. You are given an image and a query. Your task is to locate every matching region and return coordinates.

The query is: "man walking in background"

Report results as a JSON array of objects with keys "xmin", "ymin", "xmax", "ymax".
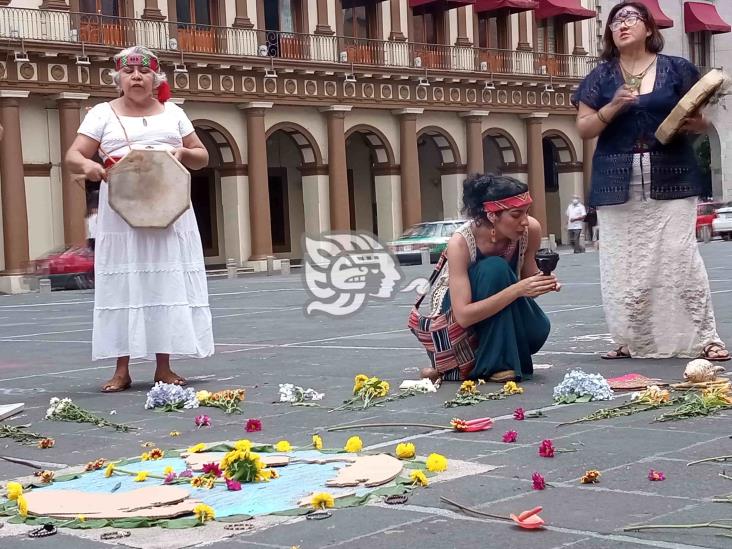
[{"xmin": 566, "ymin": 195, "xmax": 586, "ymax": 253}]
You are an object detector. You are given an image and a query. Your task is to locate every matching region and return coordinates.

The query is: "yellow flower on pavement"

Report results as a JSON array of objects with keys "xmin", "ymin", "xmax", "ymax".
[
  {"xmin": 395, "ymin": 443, "xmax": 416, "ymax": 459},
  {"xmin": 377, "ymin": 381, "xmax": 390, "ymax": 397},
  {"xmin": 163, "ymin": 466, "xmax": 175, "ymax": 475},
  {"xmin": 140, "ymin": 452, "xmax": 150, "ymax": 461},
  {"xmin": 344, "ymin": 436, "xmax": 363, "ymax": 453},
  {"xmin": 134, "ymin": 471, "xmax": 149, "ymax": 482},
  {"xmin": 188, "ymin": 443, "xmax": 207, "ymax": 454},
  {"xmin": 77, "ymin": 515, "xmax": 86, "ymax": 523},
  {"xmin": 580, "ymin": 470, "xmax": 601, "ymax": 484},
  {"xmin": 17, "ymin": 495, "xmax": 28, "ymax": 518},
  {"xmin": 196, "ymin": 390, "xmax": 212, "ymax": 402},
  {"xmin": 275, "ymin": 440, "xmax": 292, "ymax": 452},
  {"xmin": 426, "ymin": 453, "xmax": 448, "ymax": 472},
  {"xmin": 234, "ymin": 439, "xmax": 253, "ymax": 452},
  {"xmin": 353, "ymin": 374, "xmax": 368, "ymax": 394},
  {"xmin": 104, "ymin": 463, "xmax": 116, "ymax": 478},
  {"xmin": 410, "ymin": 470, "xmax": 429, "ymax": 487},
  {"xmin": 169, "ymin": 431, "xmax": 181, "ymax": 437},
  {"xmin": 459, "ymin": 381, "xmax": 477, "ymax": 394},
  {"xmin": 503, "ymin": 381, "xmax": 524, "ymax": 395},
  {"xmin": 310, "ymin": 492, "xmax": 335, "ymax": 510},
  {"xmin": 193, "ymin": 503, "xmax": 215, "ymax": 523},
  {"xmin": 6, "ymin": 482, "xmax": 22, "ymax": 501},
  {"xmin": 312, "ymin": 435, "xmax": 323, "ymax": 450}
]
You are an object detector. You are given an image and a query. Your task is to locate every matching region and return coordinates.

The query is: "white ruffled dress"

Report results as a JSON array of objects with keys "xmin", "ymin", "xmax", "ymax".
[{"xmin": 78, "ymin": 102, "xmax": 214, "ymax": 360}]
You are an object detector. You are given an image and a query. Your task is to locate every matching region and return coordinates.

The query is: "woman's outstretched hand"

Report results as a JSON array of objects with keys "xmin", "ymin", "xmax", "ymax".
[
  {"xmin": 517, "ymin": 274, "xmax": 558, "ymax": 298},
  {"xmin": 609, "ymin": 84, "xmax": 638, "ymax": 111}
]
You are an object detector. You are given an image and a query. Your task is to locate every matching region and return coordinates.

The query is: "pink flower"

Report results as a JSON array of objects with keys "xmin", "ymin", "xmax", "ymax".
[
  {"xmin": 226, "ymin": 478, "xmax": 242, "ymax": 491},
  {"xmin": 648, "ymin": 469, "xmax": 665, "ymax": 481},
  {"xmin": 178, "ymin": 469, "xmax": 193, "ymax": 478},
  {"xmin": 245, "ymin": 418, "xmax": 262, "ymax": 432},
  {"xmin": 531, "ymin": 472, "xmax": 546, "ymax": 490},
  {"xmin": 195, "ymin": 415, "xmax": 211, "ymax": 428},
  {"xmin": 163, "ymin": 472, "xmax": 177, "ymax": 484},
  {"xmin": 502, "ymin": 430, "xmax": 518, "ymax": 443},
  {"xmin": 538, "ymin": 439, "xmax": 555, "ymax": 458},
  {"xmin": 202, "ymin": 462, "xmax": 222, "ymax": 478},
  {"xmin": 513, "ymin": 408, "xmax": 525, "ymax": 420}
]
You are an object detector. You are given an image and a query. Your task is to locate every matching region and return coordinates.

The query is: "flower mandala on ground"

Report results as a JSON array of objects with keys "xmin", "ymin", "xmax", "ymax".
[
  {"xmin": 6, "ymin": 482, "xmax": 22, "ymax": 501},
  {"xmin": 513, "ymin": 408, "xmax": 525, "ymax": 420},
  {"xmin": 144, "ymin": 382, "xmax": 199, "ymax": 412},
  {"xmin": 193, "ymin": 503, "xmax": 215, "ymax": 523},
  {"xmin": 580, "ymin": 470, "xmax": 601, "ymax": 484},
  {"xmin": 410, "ymin": 470, "xmax": 429, "ymax": 487},
  {"xmin": 198, "ymin": 389, "xmax": 246, "ymax": 414},
  {"xmin": 344, "ymin": 436, "xmax": 363, "ymax": 453},
  {"xmin": 503, "ymin": 381, "xmax": 524, "ymax": 395},
  {"xmin": 221, "ymin": 448, "xmax": 270, "ymax": 484},
  {"xmin": 311, "ymin": 492, "xmax": 335, "ymax": 510},
  {"xmin": 46, "ymin": 397, "xmax": 133, "ymax": 431},
  {"xmin": 226, "ymin": 478, "xmax": 242, "ymax": 491},
  {"xmin": 245, "ymin": 419, "xmax": 262, "ymax": 432},
  {"xmin": 195, "ymin": 415, "xmax": 211, "ymax": 428},
  {"xmin": 502, "ymin": 430, "xmax": 518, "ymax": 443},
  {"xmin": 426, "ymin": 453, "xmax": 448, "ymax": 472},
  {"xmin": 531, "ymin": 472, "xmax": 546, "ymax": 490},
  {"xmin": 552, "ymin": 369, "xmax": 613, "ymax": 404},
  {"xmin": 38, "ymin": 438, "xmax": 55, "ymax": 449},
  {"xmin": 275, "ymin": 440, "xmax": 292, "ymax": 452},
  {"xmin": 396, "ymin": 442, "xmax": 416, "ymax": 459},
  {"xmin": 312, "ymin": 434, "xmax": 323, "ymax": 450},
  {"xmin": 538, "ymin": 440, "xmax": 555, "ymax": 458},
  {"xmin": 648, "ymin": 469, "xmax": 665, "ymax": 481},
  {"xmin": 134, "ymin": 471, "xmax": 149, "ymax": 482}
]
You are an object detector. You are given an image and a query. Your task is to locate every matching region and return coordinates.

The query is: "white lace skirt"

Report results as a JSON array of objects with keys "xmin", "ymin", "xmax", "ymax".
[
  {"xmin": 92, "ymin": 181, "xmax": 214, "ymax": 360},
  {"xmin": 597, "ymin": 154, "xmax": 722, "ymax": 358}
]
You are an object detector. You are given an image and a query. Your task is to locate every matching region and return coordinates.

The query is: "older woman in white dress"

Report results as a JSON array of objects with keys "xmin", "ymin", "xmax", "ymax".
[{"xmin": 66, "ymin": 46, "xmax": 214, "ymax": 393}]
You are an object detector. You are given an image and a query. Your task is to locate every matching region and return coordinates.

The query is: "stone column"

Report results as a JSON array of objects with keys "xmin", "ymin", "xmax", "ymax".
[
  {"xmin": 57, "ymin": 93, "xmax": 90, "ymax": 246},
  {"xmin": 582, "ymin": 137, "xmax": 596, "ymax": 200},
  {"xmin": 389, "ymin": 0, "xmax": 406, "ymax": 41},
  {"xmin": 141, "ymin": 0, "xmax": 164, "ymax": 20},
  {"xmin": 517, "ymin": 11, "xmax": 531, "ymax": 51},
  {"xmin": 394, "ymin": 108, "xmax": 423, "ymax": 230},
  {"xmin": 521, "ymin": 113, "xmax": 549, "ymax": 235},
  {"xmin": 321, "ymin": 106, "xmax": 352, "ymax": 231},
  {"xmin": 460, "ymin": 110, "xmax": 490, "ymax": 176},
  {"xmin": 233, "ymin": 0, "xmax": 254, "ymax": 28},
  {"xmin": 456, "ymin": 6, "xmax": 471, "ymax": 46},
  {"xmin": 0, "ymin": 92, "xmax": 30, "ymax": 274},
  {"xmin": 573, "ymin": 21, "xmax": 587, "ymax": 55},
  {"xmin": 315, "ymin": 0, "xmax": 334, "ymax": 35},
  {"xmin": 39, "ymin": 1, "xmax": 69, "ymax": 10},
  {"xmin": 239, "ymin": 102, "xmax": 273, "ymax": 260}
]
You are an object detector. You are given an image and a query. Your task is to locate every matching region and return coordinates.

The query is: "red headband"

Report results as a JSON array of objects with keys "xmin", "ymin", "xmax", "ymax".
[
  {"xmin": 115, "ymin": 53, "xmax": 159, "ymax": 72},
  {"xmin": 483, "ymin": 192, "xmax": 533, "ymax": 214}
]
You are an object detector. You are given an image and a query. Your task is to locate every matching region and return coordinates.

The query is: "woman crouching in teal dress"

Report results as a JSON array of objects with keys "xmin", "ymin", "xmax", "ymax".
[{"xmin": 422, "ymin": 174, "xmax": 559, "ymax": 383}]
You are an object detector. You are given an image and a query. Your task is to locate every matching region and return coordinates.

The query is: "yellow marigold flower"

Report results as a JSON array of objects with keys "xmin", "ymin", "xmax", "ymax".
[
  {"xmin": 6, "ymin": 482, "xmax": 22, "ymax": 501},
  {"xmin": 140, "ymin": 452, "xmax": 150, "ymax": 462},
  {"xmin": 377, "ymin": 381, "xmax": 390, "ymax": 397},
  {"xmin": 149, "ymin": 448, "xmax": 165, "ymax": 460},
  {"xmin": 134, "ymin": 471, "xmax": 149, "ymax": 482},
  {"xmin": 580, "ymin": 470, "xmax": 601, "ymax": 484},
  {"xmin": 275, "ymin": 440, "xmax": 292, "ymax": 452},
  {"xmin": 202, "ymin": 477, "xmax": 216, "ymax": 490},
  {"xmin": 503, "ymin": 381, "xmax": 524, "ymax": 395},
  {"xmin": 410, "ymin": 470, "xmax": 429, "ymax": 487},
  {"xmin": 188, "ymin": 443, "xmax": 207, "ymax": 454},
  {"xmin": 426, "ymin": 453, "xmax": 448, "ymax": 472},
  {"xmin": 17, "ymin": 494, "xmax": 28, "ymax": 518},
  {"xmin": 312, "ymin": 435, "xmax": 323, "ymax": 450},
  {"xmin": 39, "ymin": 471, "xmax": 54, "ymax": 484},
  {"xmin": 459, "ymin": 381, "xmax": 477, "ymax": 394},
  {"xmin": 395, "ymin": 443, "xmax": 416, "ymax": 459},
  {"xmin": 77, "ymin": 515, "xmax": 86, "ymax": 523},
  {"xmin": 169, "ymin": 431, "xmax": 181, "ymax": 437},
  {"xmin": 196, "ymin": 390, "xmax": 212, "ymax": 402},
  {"xmin": 163, "ymin": 466, "xmax": 175, "ymax": 475},
  {"xmin": 353, "ymin": 374, "xmax": 369, "ymax": 394},
  {"xmin": 191, "ymin": 476, "xmax": 204, "ymax": 488},
  {"xmin": 234, "ymin": 439, "xmax": 252, "ymax": 452},
  {"xmin": 193, "ymin": 503, "xmax": 215, "ymax": 523},
  {"xmin": 104, "ymin": 463, "xmax": 115, "ymax": 478},
  {"xmin": 344, "ymin": 436, "xmax": 363, "ymax": 453},
  {"xmin": 311, "ymin": 492, "xmax": 335, "ymax": 510}
]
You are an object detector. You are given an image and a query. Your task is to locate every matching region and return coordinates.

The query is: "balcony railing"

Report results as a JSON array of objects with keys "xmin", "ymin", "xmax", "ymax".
[{"xmin": 0, "ymin": 7, "xmax": 597, "ymax": 79}]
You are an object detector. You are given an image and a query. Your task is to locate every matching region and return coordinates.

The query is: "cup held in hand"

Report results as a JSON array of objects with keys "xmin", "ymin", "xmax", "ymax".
[{"xmin": 535, "ymin": 248, "xmax": 559, "ymax": 276}]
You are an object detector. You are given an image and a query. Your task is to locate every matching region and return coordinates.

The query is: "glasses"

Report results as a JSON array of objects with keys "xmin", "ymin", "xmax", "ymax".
[{"xmin": 609, "ymin": 14, "xmax": 646, "ymax": 32}]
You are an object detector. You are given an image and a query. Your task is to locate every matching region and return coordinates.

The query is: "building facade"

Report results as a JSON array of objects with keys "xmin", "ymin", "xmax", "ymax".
[
  {"xmin": 596, "ymin": 0, "xmax": 731, "ymax": 202},
  {"xmin": 0, "ymin": 0, "xmax": 604, "ymax": 292}
]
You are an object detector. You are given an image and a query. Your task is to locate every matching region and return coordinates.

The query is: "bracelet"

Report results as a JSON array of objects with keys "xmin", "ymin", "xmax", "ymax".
[{"xmin": 596, "ymin": 109, "xmax": 609, "ymax": 125}]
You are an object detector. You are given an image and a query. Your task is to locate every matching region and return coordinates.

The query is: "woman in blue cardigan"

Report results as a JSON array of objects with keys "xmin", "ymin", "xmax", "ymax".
[{"xmin": 573, "ymin": 1, "xmax": 728, "ymax": 362}]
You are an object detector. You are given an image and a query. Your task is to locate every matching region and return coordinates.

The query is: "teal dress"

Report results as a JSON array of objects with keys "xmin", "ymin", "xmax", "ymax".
[{"xmin": 439, "ymin": 245, "xmax": 550, "ymax": 382}]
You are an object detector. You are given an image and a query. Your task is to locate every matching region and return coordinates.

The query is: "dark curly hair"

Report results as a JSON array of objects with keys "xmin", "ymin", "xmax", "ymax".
[{"xmin": 461, "ymin": 174, "xmax": 529, "ymax": 224}]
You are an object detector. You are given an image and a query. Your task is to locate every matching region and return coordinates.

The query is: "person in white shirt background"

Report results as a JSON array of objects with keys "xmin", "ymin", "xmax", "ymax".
[{"xmin": 566, "ymin": 196, "xmax": 587, "ymax": 253}]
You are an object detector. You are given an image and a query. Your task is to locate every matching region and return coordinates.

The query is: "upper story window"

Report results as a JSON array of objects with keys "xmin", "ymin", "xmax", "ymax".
[
  {"xmin": 176, "ymin": 0, "xmax": 216, "ymax": 27},
  {"xmin": 263, "ymin": 0, "xmax": 305, "ymax": 33},
  {"xmin": 343, "ymin": 4, "xmax": 378, "ymax": 39},
  {"xmin": 80, "ymin": 0, "xmax": 121, "ymax": 15},
  {"xmin": 688, "ymin": 31, "xmax": 711, "ymax": 69},
  {"xmin": 535, "ymin": 18, "xmax": 566, "ymax": 54},
  {"xmin": 477, "ymin": 14, "xmax": 509, "ymax": 50},
  {"xmin": 413, "ymin": 10, "xmax": 446, "ymax": 45}
]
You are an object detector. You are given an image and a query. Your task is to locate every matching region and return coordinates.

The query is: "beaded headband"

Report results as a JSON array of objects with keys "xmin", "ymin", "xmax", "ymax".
[
  {"xmin": 483, "ymin": 191, "xmax": 533, "ymax": 214},
  {"xmin": 115, "ymin": 53, "xmax": 159, "ymax": 72}
]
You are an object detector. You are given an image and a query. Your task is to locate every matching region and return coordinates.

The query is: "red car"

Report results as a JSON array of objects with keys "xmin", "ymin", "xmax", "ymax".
[
  {"xmin": 696, "ymin": 202, "xmax": 722, "ymax": 242},
  {"xmin": 32, "ymin": 245, "xmax": 94, "ymax": 290}
]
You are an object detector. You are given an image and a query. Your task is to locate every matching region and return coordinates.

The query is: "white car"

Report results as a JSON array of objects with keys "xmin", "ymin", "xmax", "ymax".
[{"xmin": 712, "ymin": 206, "xmax": 732, "ymax": 241}]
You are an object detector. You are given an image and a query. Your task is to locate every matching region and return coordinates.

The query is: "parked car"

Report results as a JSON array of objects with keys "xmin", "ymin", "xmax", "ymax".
[
  {"xmin": 712, "ymin": 206, "xmax": 732, "ymax": 241},
  {"xmin": 696, "ymin": 201, "xmax": 723, "ymax": 241},
  {"xmin": 388, "ymin": 220, "xmax": 465, "ymax": 264},
  {"xmin": 31, "ymin": 245, "xmax": 94, "ymax": 290}
]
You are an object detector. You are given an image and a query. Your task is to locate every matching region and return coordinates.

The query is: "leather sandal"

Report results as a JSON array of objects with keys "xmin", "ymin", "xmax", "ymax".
[
  {"xmin": 702, "ymin": 343, "xmax": 731, "ymax": 362},
  {"xmin": 487, "ymin": 370, "xmax": 516, "ymax": 383},
  {"xmin": 601, "ymin": 346, "xmax": 631, "ymax": 360}
]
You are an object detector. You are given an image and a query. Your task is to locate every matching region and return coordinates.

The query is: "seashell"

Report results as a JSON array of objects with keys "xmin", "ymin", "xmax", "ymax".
[{"xmin": 683, "ymin": 359, "xmax": 726, "ymax": 383}]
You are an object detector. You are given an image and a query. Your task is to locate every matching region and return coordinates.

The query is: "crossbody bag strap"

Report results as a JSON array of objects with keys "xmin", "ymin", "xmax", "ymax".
[{"xmin": 414, "ymin": 252, "xmax": 448, "ymax": 310}]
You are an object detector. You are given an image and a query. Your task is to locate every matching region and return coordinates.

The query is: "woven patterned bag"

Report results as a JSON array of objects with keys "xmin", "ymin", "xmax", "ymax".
[{"xmin": 407, "ymin": 253, "xmax": 478, "ymax": 380}]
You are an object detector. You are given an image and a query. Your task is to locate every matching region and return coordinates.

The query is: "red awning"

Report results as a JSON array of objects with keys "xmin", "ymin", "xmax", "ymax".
[
  {"xmin": 635, "ymin": 0, "xmax": 674, "ymax": 29},
  {"xmin": 684, "ymin": 2, "xmax": 731, "ymax": 34},
  {"xmin": 475, "ymin": 0, "xmax": 538, "ymax": 15},
  {"xmin": 409, "ymin": 0, "xmax": 476, "ymax": 10},
  {"xmin": 535, "ymin": 0, "xmax": 596, "ymax": 23}
]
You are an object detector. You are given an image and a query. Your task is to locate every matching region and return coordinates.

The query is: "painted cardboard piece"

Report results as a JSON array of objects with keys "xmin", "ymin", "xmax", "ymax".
[
  {"xmin": 24, "ymin": 486, "xmax": 199, "ymax": 519},
  {"xmin": 325, "ymin": 454, "xmax": 403, "ymax": 488},
  {"xmin": 0, "ymin": 403, "xmax": 24, "ymax": 421}
]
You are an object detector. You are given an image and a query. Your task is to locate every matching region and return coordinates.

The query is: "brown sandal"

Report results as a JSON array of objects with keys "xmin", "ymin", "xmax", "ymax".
[
  {"xmin": 702, "ymin": 343, "xmax": 731, "ymax": 362},
  {"xmin": 601, "ymin": 346, "xmax": 631, "ymax": 360},
  {"xmin": 487, "ymin": 370, "xmax": 516, "ymax": 383}
]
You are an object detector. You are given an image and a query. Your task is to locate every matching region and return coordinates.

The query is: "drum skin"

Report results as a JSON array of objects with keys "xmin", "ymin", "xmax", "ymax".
[{"xmin": 106, "ymin": 149, "xmax": 191, "ymax": 229}]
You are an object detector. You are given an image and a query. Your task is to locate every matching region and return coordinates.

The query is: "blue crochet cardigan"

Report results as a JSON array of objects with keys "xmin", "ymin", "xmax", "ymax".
[{"xmin": 572, "ymin": 54, "xmax": 705, "ymax": 207}]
